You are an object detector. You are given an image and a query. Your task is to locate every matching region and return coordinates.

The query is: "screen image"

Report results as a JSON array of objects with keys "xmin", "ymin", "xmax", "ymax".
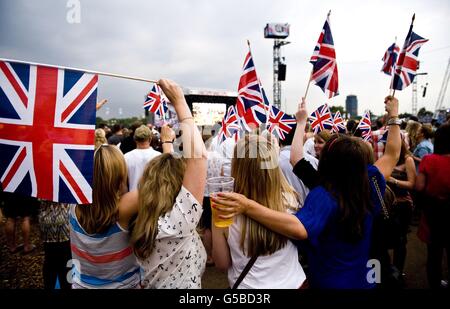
[{"xmin": 192, "ymin": 103, "xmax": 226, "ymax": 126}]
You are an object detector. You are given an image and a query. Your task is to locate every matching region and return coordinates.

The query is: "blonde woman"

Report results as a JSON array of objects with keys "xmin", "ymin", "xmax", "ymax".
[
  {"xmin": 69, "ymin": 145, "xmax": 140, "ymax": 288},
  {"xmin": 130, "ymin": 79, "xmax": 207, "ymax": 289},
  {"xmin": 94, "ymin": 128, "xmax": 107, "ymax": 149},
  {"xmin": 212, "ymin": 135, "xmax": 306, "ymax": 289}
]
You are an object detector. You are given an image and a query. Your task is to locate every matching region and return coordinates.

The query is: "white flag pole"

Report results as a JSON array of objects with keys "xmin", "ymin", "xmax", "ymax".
[{"xmin": 0, "ymin": 57, "xmax": 158, "ymax": 84}]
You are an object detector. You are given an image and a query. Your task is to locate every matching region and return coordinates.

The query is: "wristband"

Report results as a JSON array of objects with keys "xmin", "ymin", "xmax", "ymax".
[
  {"xmin": 387, "ymin": 117, "xmax": 402, "ymax": 126},
  {"xmin": 162, "ymin": 140, "xmax": 174, "ymax": 144}
]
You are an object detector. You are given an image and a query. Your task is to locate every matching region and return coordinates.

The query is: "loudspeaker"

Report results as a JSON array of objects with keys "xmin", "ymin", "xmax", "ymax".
[{"xmin": 278, "ymin": 64, "xmax": 286, "ymax": 81}]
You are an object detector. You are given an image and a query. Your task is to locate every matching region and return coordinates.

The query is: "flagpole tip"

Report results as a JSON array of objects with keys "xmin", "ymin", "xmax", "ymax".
[
  {"xmin": 412, "ymin": 13, "xmax": 416, "ymax": 22},
  {"xmin": 327, "ymin": 10, "xmax": 331, "ymax": 17},
  {"xmin": 247, "ymin": 40, "xmax": 250, "ymax": 47}
]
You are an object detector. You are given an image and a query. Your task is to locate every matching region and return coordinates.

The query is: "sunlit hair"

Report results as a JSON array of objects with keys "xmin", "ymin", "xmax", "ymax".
[
  {"xmin": 130, "ymin": 153, "xmax": 186, "ymax": 260},
  {"xmin": 315, "ymin": 130, "xmax": 332, "ymax": 143},
  {"xmin": 405, "ymin": 120, "xmax": 421, "ymax": 150},
  {"xmin": 232, "ymin": 135, "xmax": 298, "ymax": 257},
  {"xmin": 318, "ymin": 135, "xmax": 372, "ymax": 242},
  {"xmin": 94, "ymin": 128, "xmax": 107, "ymax": 149},
  {"xmin": 77, "ymin": 145, "xmax": 127, "ymax": 234}
]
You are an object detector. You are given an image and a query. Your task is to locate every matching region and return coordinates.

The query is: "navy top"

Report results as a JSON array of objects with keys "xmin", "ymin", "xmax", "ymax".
[{"xmin": 296, "ymin": 165, "xmax": 385, "ymax": 289}]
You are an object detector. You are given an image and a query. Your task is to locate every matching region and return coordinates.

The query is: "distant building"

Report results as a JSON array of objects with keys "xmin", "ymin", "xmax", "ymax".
[{"xmin": 346, "ymin": 95, "xmax": 358, "ymax": 118}]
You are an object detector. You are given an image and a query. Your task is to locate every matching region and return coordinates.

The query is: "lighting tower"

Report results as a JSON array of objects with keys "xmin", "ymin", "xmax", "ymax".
[{"xmin": 264, "ymin": 23, "xmax": 290, "ymax": 109}]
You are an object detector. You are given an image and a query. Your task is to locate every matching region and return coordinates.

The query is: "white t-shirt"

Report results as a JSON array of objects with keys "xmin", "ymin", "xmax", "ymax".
[
  {"xmin": 124, "ymin": 147, "xmax": 161, "ymax": 191},
  {"xmin": 303, "ymin": 137, "xmax": 316, "ymax": 158},
  {"xmin": 227, "ymin": 211, "xmax": 306, "ymax": 288},
  {"xmin": 138, "ymin": 186, "xmax": 207, "ymax": 289}
]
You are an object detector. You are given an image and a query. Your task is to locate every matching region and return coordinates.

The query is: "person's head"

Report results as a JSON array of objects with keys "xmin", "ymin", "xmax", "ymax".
[
  {"xmin": 134, "ymin": 125, "xmax": 152, "ymax": 145},
  {"xmin": 417, "ymin": 123, "xmax": 433, "ymax": 141},
  {"xmin": 318, "ymin": 135, "xmax": 372, "ymax": 242},
  {"xmin": 433, "ymin": 124, "xmax": 450, "ymax": 155},
  {"xmin": 130, "ymin": 153, "xmax": 186, "ymax": 259},
  {"xmin": 405, "ymin": 120, "xmax": 421, "ymax": 149},
  {"xmin": 314, "ymin": 130, "xmax": 332, "ymax": 158},
  {"xmin": 112, "ymin": 123, "xmax": 123, "ymax": 135},
  {"xmin": 346, "ymin": 119, "xmax": 357, "ymax": 135},
  {"xmin": 397, "ymin": 137, "xmax": 412, "ymax": 165},
  {"xmin": 94, "ymin": 128, "xmax": 107, "ymax": 149},
  {"xmin": 232, "ymin": 135, "xmax": 297, "ymax": 256},
  {"xmin": 78, "ymin": 145, "xmax": 127, "ymax": 234}
]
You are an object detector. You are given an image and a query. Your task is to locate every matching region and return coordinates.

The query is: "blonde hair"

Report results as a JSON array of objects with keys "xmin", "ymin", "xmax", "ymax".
[
  {"xmin": 130, "ymin": 153, "xmax": 186, "ymax": 260},
  {"xmin": 77, "ymin": 145, "xmax": 127, "ymax": 234},
  {"xmin": 232, "ymin": 135, "xmax": 297, "ymax": 257},
  {"xmin": 405, "ymin": 120, "xmax": 421, "ymax": 150},
  {"xmin": 95, "ymin": 128, "xmax": 107, "ymax": 149}
]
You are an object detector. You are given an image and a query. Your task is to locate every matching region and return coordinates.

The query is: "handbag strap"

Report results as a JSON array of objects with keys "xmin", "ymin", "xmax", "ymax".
[
  {"xmin": 371, "ymin": 176, "xmax": 389, "ymax": 219},
  {"xmin": 232, "ymin": 255, "xmax": 258, "ymax": 289}
]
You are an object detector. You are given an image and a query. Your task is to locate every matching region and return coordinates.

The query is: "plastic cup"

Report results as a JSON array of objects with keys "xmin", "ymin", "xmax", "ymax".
[{"xmin": 207, "ymin": 176, "xmax": 234, "ymax": 228}]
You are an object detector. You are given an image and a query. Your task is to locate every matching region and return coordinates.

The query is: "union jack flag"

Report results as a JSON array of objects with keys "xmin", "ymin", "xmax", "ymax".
[
  {"xmin": 310, "ymin": 13, "xmax": 339, "ymax": 98},
  {"xmin": 144, "ymin": 84, "xmax": 168, "ymax": 118},
  {"xmin": 309, "ymin": 104, "xmax": 333, "ymax": 134},
  {"xmin": 356, "ymin": 110, "xmax": 372, "ymax": 142},
  {"xmin": 218, "ymin": 105, "xmax": 240, "ymax": 143},
  {"xmin": 235, "ymin": 49, "xmax": 268, "ymax": 131},
  {"xmin": 267, "ymin": 105, "xmax": 296, "ymax": 140},
  {"xmin": 0, "ymin": 61, "xmax": 97, "ymax": 204},
  {"xmin": 381, "ymin": 42, "xmax": 400, "ymax": 75},
  {"xmin": 332, "ymin": 110, "xmax": 346, "ymax": 134},
  {"xmin": 391, "ymin": 19, "xmax": 428, "ymax": 90}
]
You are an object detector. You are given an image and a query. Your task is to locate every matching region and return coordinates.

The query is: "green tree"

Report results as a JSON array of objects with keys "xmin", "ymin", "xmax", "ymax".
[{"xmin": 330, "ymin": 106, "xmax": 345, "ymax": 114}]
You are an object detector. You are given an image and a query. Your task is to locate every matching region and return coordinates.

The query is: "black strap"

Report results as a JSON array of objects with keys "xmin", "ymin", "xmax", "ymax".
[{"xmin": 232, "ymin": 255, "xmax": 258, "ymax": 289}]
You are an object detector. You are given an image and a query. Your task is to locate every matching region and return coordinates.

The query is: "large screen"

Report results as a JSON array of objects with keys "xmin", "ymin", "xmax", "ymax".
[{"xmin": 192, "ymin": 103, "xmax": 226, "ymax": 126}]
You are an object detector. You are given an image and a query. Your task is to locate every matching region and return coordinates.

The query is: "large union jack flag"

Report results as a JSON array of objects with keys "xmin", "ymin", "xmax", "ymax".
[
  {"xmin": 381, "ymin": 42, "xmax": 400, "ymax": 76},
  {"xmin": 391, "ymin": 20, "xmax": 428, "ymax": 90},
  {"xmin": 310, "ymin": 14, "xmax": 339, "ymax": 98},
  {"xmin": 332, "ymin": 110, "xmax": 346, "ymax": 134},
  {"xmin": 235, "ymin": 49, "xmax": 268, "ymax": 131},
  {"xmin": 0, "ymin": 61, "xmax": 97, "ymax": 204},
  {"xmin": 144, "ymin": 84, "xmax": 168, "ymax": 118},
  {"xmin": 309, "ymin": 104, "xmax": 333, "ymax": 134},
  {"xmin": 356, "ymin": 110, "xmax": 372, "ymax": 142},
  {"xmin": 218, "ymin": 105, "xmax": 240, "ymax": 143},
  {"xmin": 267, "ymin": 105, "xmax": 296, "ymax": 140}
]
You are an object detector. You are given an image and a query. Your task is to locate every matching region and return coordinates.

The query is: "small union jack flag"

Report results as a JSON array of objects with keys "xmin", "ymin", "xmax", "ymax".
[
  {"xmin": 381, "ymin": 42, "xmax": 400, "ymax": 76},
  {"xmin": 235, "ymin": 48, "xmax": 268, "ymax": 131},
  {"xmin": 144, "ymin": 84, "xmax": 168, "ymax": 118},
  {"xmin": 356, "ymin": 110, "xmax": 372, "ymax": 142},
  {"xmin": 309, "ymin": 104, "xmax": 333, "ymax": 134},
  {"xmin": 332, "ymin": 110, "xmax": 346, "ymax": 134},
  {"xmin": 391, "ymin": 17, "xmax": 428, "ymax": 90},
  {"xmin": 310, "ymin": 13, "xmax": 339, "ymax": 98},
  {"xmin": 0, "ymin": 61, "xmax": 97, "ymax": 204},
  {"xmin": 267, "ymin": 105, "xmax": 296, "ymax": 140},
  {"xmin": 218, "ymin": 105, "xmax": 240, "ymax": 143}
]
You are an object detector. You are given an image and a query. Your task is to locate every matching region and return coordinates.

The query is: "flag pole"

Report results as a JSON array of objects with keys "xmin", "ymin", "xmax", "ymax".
[
  {"xmin": 247, "ymin": 40, "xmax": 269, "ymax": 130},
  {"xmin": 0, "ymin": 57, "xmax": 158, "ymax": 84},
  {"xmin": 390, "ymin": 14, "xmax": 415, "ymax": 97}
]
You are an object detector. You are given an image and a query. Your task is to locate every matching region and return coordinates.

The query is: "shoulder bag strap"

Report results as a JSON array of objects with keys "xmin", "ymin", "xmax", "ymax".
[
  {"xmin": 371, "ymin": 176, "xmax": 389, "ymax": 219},
  {"xmin": 232, "ymin": 255, "xmax": 258, "ymax": 289}
]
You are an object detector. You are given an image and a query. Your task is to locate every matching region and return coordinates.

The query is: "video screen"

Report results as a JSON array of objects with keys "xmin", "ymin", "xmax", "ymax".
[{"xmin": 192, "ymin": 103, "xmax": 226, "ymax": 126}]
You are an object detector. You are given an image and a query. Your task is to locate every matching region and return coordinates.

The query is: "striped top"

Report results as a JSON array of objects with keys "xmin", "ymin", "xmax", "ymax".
[{"xmin": 69, "ymin": 205, "xmax": 140, "ymax": 289}]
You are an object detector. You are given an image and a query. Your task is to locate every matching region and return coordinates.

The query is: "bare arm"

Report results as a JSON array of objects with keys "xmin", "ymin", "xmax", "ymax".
[
  {"xmin": 290, "ymin": 98, "xmax": 308, "ymax": 166},
  {"xmin": 158, "ymin": 79, "xmax": 207, "ymax": 204},
  {"xmin": 117, "ymin": 190, "xmax": 139, "ymax": 229},
  {"xmin": 374, "ymin": 96, "xmax": 401, "ymax": 179},
  {"xmin": 388, "ymin": 156, "xmax": 416, "ymax": 190},
  {"xmin": 211, "ymin": 226, "xmax": 232, "ymax": 272},
  {"xmin": 212, "ymin": 192, "xmax": 308, "ymax": 240}
]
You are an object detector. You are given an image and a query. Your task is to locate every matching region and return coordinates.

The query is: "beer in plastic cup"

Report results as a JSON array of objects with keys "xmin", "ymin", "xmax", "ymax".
[{"xmin": 207, "ymin": 176, "xmax": 234, "ymax": 228}]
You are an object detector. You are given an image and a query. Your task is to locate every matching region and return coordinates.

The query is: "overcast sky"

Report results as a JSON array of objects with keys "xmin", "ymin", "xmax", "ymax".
[{"xmin": 1, "ymin": 0, "xmax": 449, "ymax": 119}]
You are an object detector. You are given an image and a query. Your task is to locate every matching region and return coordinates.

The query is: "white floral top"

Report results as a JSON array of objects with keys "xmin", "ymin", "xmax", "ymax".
[{"xmin": 138, "ymin": 186, "xmax": 206, "ymax": 289}]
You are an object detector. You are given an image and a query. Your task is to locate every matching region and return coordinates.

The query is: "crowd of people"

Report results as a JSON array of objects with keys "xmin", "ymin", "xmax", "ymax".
[{"xmin": 1, "ymin": 79, "xmax": 449, "ymax": 289}]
